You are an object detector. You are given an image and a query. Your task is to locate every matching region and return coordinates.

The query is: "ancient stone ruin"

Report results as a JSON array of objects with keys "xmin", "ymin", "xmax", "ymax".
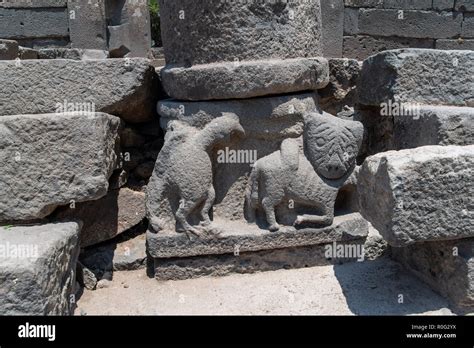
[{"xmin": 0, "ymin": 0, "xmax": 472, "ymax": 317}]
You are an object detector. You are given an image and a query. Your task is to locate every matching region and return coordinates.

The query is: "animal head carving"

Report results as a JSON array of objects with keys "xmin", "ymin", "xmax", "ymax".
[{"xmin": 303, "ymin": 112, "xmax": 363, "ymax": 180}]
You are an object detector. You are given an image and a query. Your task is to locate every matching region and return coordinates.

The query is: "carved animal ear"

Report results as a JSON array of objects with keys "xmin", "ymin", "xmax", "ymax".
[
  {"xmin": 280, "ymin": 138, "xmax": 300, "ymax": 172},
  {"xmin": 346, "ymin": 121, "xmax": 364, "ymax": 149}
]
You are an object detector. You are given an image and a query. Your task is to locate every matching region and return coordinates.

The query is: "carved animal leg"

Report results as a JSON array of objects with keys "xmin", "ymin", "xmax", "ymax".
[
  {"xmin": 176, "ymin": 199, "xmax": 202, "ymax": 238},
  {"xmin": 295, "ymin": 207, "xmax": 334, "ymax": 226},
  {"xmin": 262, "ymin": 197, "xmax": 280, "ymax": 232},
  {"xmin": 199, "ymin": 186, "xmax": 215, "ymax": 227}
]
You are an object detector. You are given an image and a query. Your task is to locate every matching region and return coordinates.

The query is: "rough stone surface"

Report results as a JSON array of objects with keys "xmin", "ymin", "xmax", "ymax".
[
  {"xmin": 455, "ymin": 0, "xmax": 474, "ymax": 11},
  {"xmin": 68, "ymin": 0, "xmax": 107, "ymax": 50},
  {"xmin": 147, "ymin": 213, "xmax": 368, "ymax": 259},
  {"xmin": 161, "ymin": 57, "xmax": 330, "ymax": 101},
  {"xmin": 0, "ymin": 222, "xmax": 80, "ymax": 315},
  {"xmin": 54, "ymin": 188, "xmax": 146, "ymax": 247},
  {"xmin": 159, "ymin": 0, "xmax": 326, "ymax": 99},
  {"xmin": 319, "ymin": 58, "xmax": 361, "ymax": 115},
  {"xmin": 358, "ymin": 145, "xmax": 474, "ymax": 247},
  {"xmin": 358, "ymin": 9, "xmax": 462, "ymax": 39},
  {"xmin": 79, "ymin": 230, "xmax": 147, "ymax": 275},
  {"xmin": 393, "ymin": 238, "xmax": 474, "ymax": 311},
  {"xmin": 343, "ymin": 35, "xmax": 434, "ymax": 60},
  {"xmin": 18, "ymin": 46, "xmax": 38, "ymax": 59},
  {"xmin": 392, "ymin": 105, "xmax": 474, "ymax": 149},
  {"xmin": 359, "ymin": 49, "xmax": 474, "ymax": 107},
  {"xmin": 0, "ymin": 0, "xmax": 67, "ymax": 7},
  {"xmin": 322, "ymin": 0, "xmax": 344, "ymax": 57},
  {"xmin": 0, "ymin": 112, "xmax": 121, "ymax": 222},
  {"xmin": 154, "ymin": 239, "xmax": 366, "ymax": 281},
  {"xmin": 436, "ymin": 39, "xmax": 474, "ymax": 50},
  {"xmin": 246, "ymin": 113, "xmax": 363, "ymax": 231},
  {"xmin": 0, "ymin": 7, "xmax": 68, "ymax": 40},
  {"xmin": 0, "ymin": 39, "xmax": 19, "ymax": 60},
  {"xmin": 160, "ymin": 0, "xmax": 323, "ymax": 65},
  {"xmin": 37, "ymin": 48, "xmax": 109, "ymax": 60},
  {"xmin": 146, "ymin": 114, "xmax": 245, "ymax": 235},
  {"xmin": 107, "ymin": 0, "xmax": 152, "ymax": 57},
  {"xmin": 0, "ymin": 58, "xmax": 159, "ymax": 123}
]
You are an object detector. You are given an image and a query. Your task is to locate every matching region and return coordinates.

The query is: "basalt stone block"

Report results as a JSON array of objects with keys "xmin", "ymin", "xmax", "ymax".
[
  {"xmin": 0, "ymin": 39, "xmax": 19, "ymax": 60},
  {"xmin": 0, "ymin": 58, "xmax": 158, "ymax": 123},
  {"xmin": 0, "ymin": 222, "xmax": 80, "ymax": 315},
  {"xmin": 159, "ymin": 0, "xmax": 328, "ymax": 99},
  {"xmin": 359, "ymin": 49, "xmax": 474, "ymax": 107},
  {"xmin": 68, "ymin": 0, "xmax": 107, "ymax": 50},
  {"xmin": 0, "ymin": 7, "xmax": 69, "ymax": 40},
  {"xmin": 455, "ymin": 0, "xmax": 474, "ymax": 11},
  {"xmin": 18, "ymin": 46, "xmax": 38, "ymax": 60},
  {"xmin": 148, "ymin": 213, "xmax": 368, "ymax": 259},
  {"xmin": 358, "ymin": 145, "xmax": 474, "ymax": 247},
  {"xmin": 321, "ymin": 0, "xmax": 344, "ymax": 58},
  {"xmin": 436, "ymin": 39, "xmax": 474, "ymax": 50},
  {"xmin": 392, "ymin": 105, "xmax": 474, "ymax": 149},
  {"xmin": 54, "ymin": 188, "xmax": 146, "ymax": 247},
  {"xmin": 358, "ymin": 9, "xmax": 462, "ymax": 39},
  {"xmin": 392, "ymin": 239, "xmax": 474, "ymax": 311},
  {"xmin": 0, "ymin": 112, "xmax": 121, "ymax": 222}
]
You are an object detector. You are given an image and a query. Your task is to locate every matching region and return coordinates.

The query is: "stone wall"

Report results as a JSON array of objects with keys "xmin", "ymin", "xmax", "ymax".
[
  {"xmin": 0, "ymin": 0, "xmax": 151, "ymax": 57},
  {"xmin": 322, "ymin": 0, "xmax": 474, "ymax": 60}
]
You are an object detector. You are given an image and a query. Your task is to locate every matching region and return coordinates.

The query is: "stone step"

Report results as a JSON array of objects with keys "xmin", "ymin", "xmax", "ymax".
[
  {"xmin": 358, "ymin": 145, "xmax": 474, "ymax": 247},
  {"xmin": 0, "ymin": 222, "xmax": 80, "ymax": 315},
  {"xmin": 0, "ymin": 112, "xmax": 120, "ymax": 222},
  {"xmin": 0, "ymin": 58, "xmax": 158, "ymax": 123}
]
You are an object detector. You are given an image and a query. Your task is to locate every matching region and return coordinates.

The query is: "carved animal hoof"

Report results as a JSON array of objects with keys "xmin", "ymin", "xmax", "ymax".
[
  {"xmin": 268, "ymin": 223, "xmax": 280, "ymax": 232},
  {"xmin": 294, "ymin": 216, "xmax": 305, "ymax": 225}
]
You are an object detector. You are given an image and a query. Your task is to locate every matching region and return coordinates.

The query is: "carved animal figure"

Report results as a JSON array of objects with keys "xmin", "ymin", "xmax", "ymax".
[
  {"xmin": 146, "ymin": 113, "xmax": 245, "ymax": 237},
  {"xmin": 246, "ymin": 112, "xmax": 363, "ymax": 231}
]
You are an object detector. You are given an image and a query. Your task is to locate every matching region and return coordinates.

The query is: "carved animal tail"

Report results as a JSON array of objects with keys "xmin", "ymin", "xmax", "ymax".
[{"xmin": 245, "ymin": 164, "xmax": 259, "ymax": 223}]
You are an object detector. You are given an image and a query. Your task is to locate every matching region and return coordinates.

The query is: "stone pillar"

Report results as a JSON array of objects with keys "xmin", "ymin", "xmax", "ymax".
[
  {"xmin": 146, "ymin": 0, "xmax": 368, "ymax": 279},
  {"xmin": 67, "ymin": 0, "xmax": 108, "ymax": 50}
]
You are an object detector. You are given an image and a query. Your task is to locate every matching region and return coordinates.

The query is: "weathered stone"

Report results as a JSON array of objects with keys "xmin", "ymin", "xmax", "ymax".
[
  {"xmin": 0, "ymin": 7, "xmax": 68, "ymax": 40},
  {"xmin": 152, "ymin": 94, "xmax": 319, "ymax": 232},
  {"xmin": 462, "ymin": 13, "xmax": 474, "ymax": 38},
  {"xmin": 68, "ymin": 0, "xmax": 107, "ymax": 50},
  {"xmin": 37, "ymin": 47, "xmax": 108, "ymax": 60},
  {"xmin": 359, "ymin": 49, "xmax": 474, "ymax": 107},
  {"xmin": 161, "ymin": 57, "xmax": 329, "ymax": 101},
  {"xmin": 0, "ymin": 222, "xmax": 80, "ymax": 315},
  {"xmin": 54, "ymin": 188, "xmax": 145, "ymax": 247},
  {"xmin": 344, "ymin": 8, "xmax": 359, "ymax": 35},
  {"xmin": 322, "ymin": 0, "xmax": 344, "ymax": 58},
  {"xmin": 433, "ymin": 0, "xmax": 455, "ymax": 11},
  {"xmin": 77, "ymin": 262, "xmax": 97, "ymax": 290},
  {"xmin": 148, "ymin": 213, "xmax": 368, "ymax": 259},
  {"xmin": 0, "ymin": 58, "xmax": 159, "ymax": 123},
  {"xmin": 107, "ymin": 0, "xmax": 152, "ymax": 57},
  {"xmin": 0, "ymin": 112, "xmax": 120, "ymax": 222},
  {"xmin": 358, "ymin": 145, "xmax": 474, "ymax": 247},
  {"xmin": 319, "ymin": 58, "xmax": 361, "ymax": 115},
  {"xmin": 80, "ymin": 231, "xmax": 147, "ymax": 274},
  {"xmin": 80, "ymin": 49, "xmax": 109, "ymax": 60},
  {"xmin": 0, "ymin": 0, "xmax": 67, "ymax": 8},
  {"xmin": 383, "ymin": 0, "xmax": 432, "ymax": 9},
  {"xmin": 392, "ymin": 105, "xmax": 474, "ymax": 149},
  {"xmin": 343, "ymin": 36, "xmax": 434, "ymax": 60},
  {"xmin": 358, "ymin": 9, "xmax": 462, "ymax": 39},
  {"xmin": 0, "ymin": 39, "xmax": 19, "ymax": 60},
  {"xmin": 363, "ymin": 224, "xmax": 390, "ymax": 260},
  {"xmin": 455, "ymin": 0, "xmax": 474, "ymax": 11},
  {"xmin": 146, "ymin": 114, "xmax": 245, "ymax": 236},
  {"xmin": 436, "ymin": 38, "xmax": 474, "ymax": 50},
  {"xmin": 159, "ymin": 0, "xmax": 327, "ymax": 99},
  {"xmin": 393, "ymin": 238, "xmax": 474, "ymax": 311},
  {"xmin": 154, "ymin": 239, "xmax": 366, "ymax": 281},
  {"xmin": 246, "ymin": 112, "xmax": 363, "ymax": 232},
  {"xmin": 345, "ymin": 0, "xmax": 383, "ymax": 7},
  {"xmin": 18, "ymin": 46, "xmax": 38, "ymax": 59}
]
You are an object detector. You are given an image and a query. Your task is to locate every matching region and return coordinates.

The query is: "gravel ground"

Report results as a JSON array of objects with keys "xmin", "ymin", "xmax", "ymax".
[{"xmin": 75, "ymin": 257, "xmax": 456, "ymax": 316}]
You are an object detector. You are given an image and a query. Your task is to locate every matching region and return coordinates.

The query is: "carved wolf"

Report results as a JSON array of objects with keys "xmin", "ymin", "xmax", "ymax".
[
  {"xmin": 246, "ymin": 112, "xmax": 363, "ymax": 231},
  {"xmin": 146, "ymin": 113, "xmax": 245, "ymax": 237}
]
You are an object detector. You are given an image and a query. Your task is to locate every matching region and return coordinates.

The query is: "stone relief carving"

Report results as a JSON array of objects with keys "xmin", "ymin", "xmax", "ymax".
[
  {"xmin": 245, "ymin": 112, "xmax": 364, "ymax": 231},
  {"xmin": 147, "ymin": 110, "xmax": 363, "ymax": 237},
  {"xmin": 146, "ymin": 113, "xmax": 245, "ymax": 238}
]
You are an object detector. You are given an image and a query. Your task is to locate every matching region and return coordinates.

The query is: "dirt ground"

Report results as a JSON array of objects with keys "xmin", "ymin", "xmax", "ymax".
[{"xmin": 74, "ymin": 257, "xmax": 462, "ymax": 316}]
